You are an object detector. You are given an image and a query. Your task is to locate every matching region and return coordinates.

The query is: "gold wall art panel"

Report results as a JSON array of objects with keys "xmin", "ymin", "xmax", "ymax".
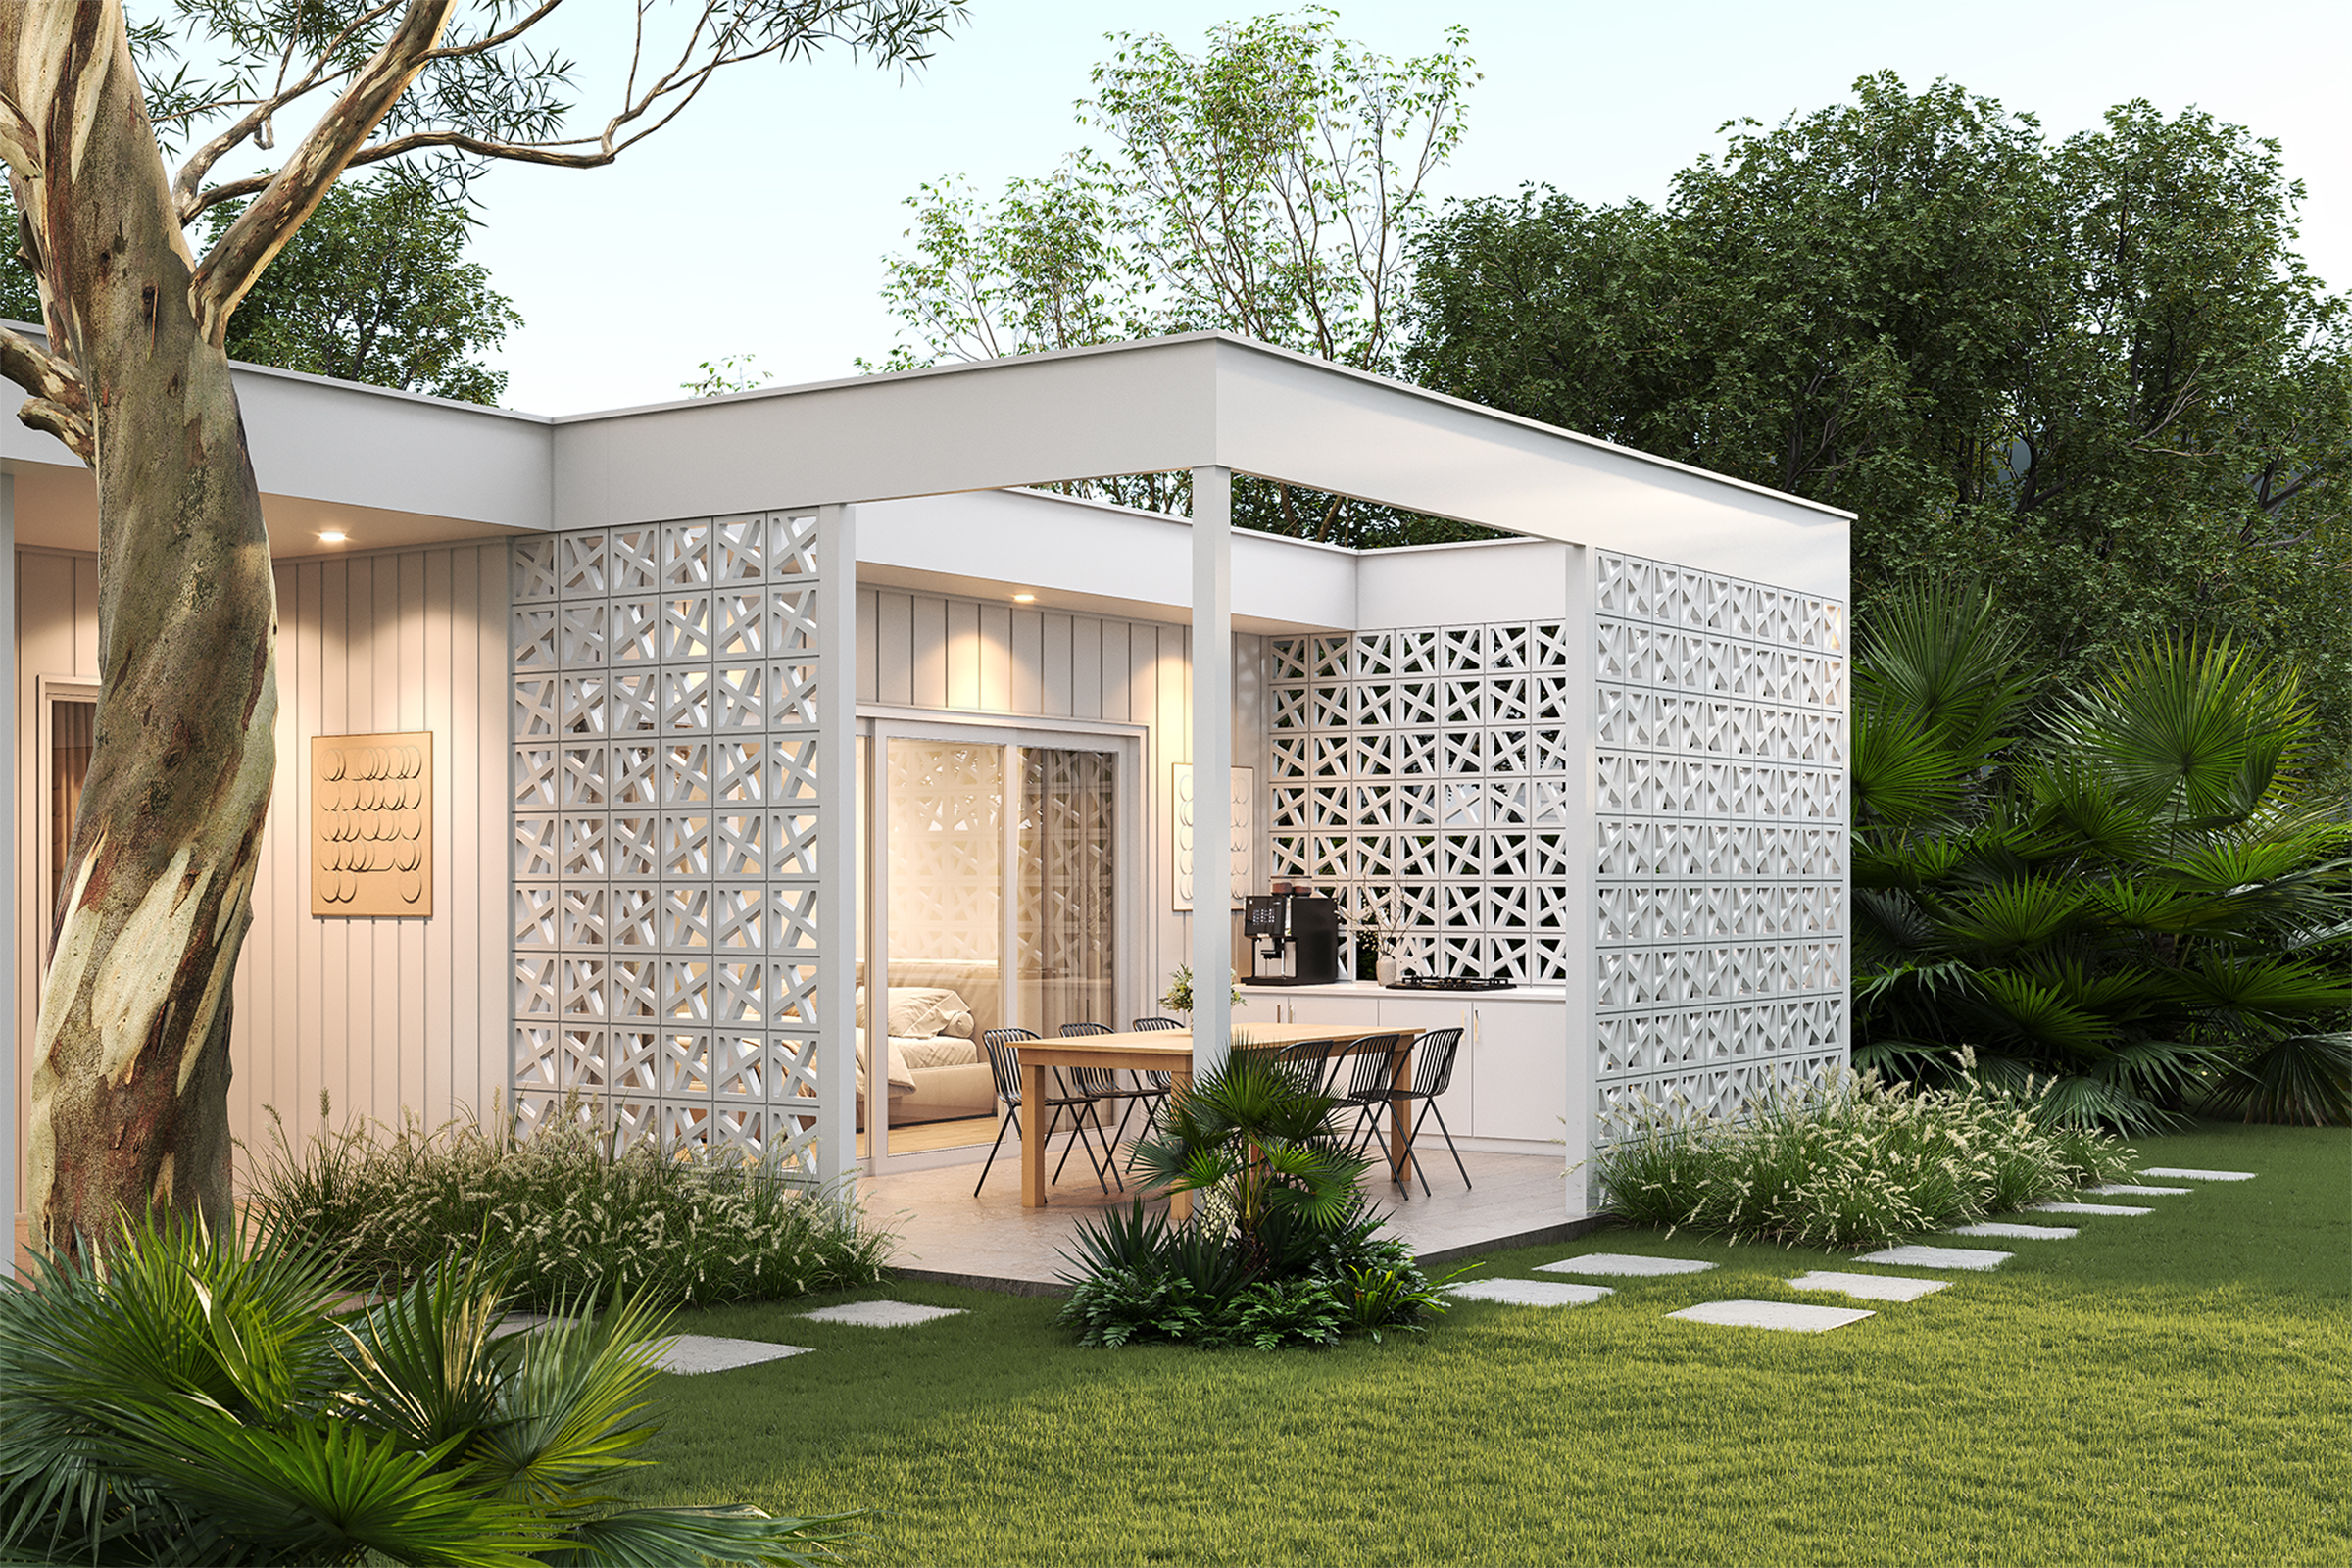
[{"xmin": 311, "ymin": 732, "xmax": 433, "ymax": 917}]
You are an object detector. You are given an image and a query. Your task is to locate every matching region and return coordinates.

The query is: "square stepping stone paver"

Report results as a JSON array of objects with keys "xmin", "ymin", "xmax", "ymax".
[
  {"xmin": 1669, "ymin": 1299, "xmax": 1874, "ymax": 1333},
  {"xmin": 2139, "ymin": 1166, "xmax": 2256, "ymax": 1181},
  {"xmin": 2082, "ymin": 1183, "xmax": 2189, "ymax": 1196},
  {"xmin": 1946, "ymin": 1221, "xmax": 2079, "ymax": 1240},
  {"xmin": 1787, "ymin": 1270, "xmax": 1950, "ymax": 1303},
  {"xmin": 1854, "ymin": 1245, "xmax": 2013, "ymax": 1271},
  {"xmin": 1447, "ymin": 1279, "xmax": 1614, "ymax": 1307},
  {"xmin": 1535, "ymin": 1252, "xmax": 1717, "ymax": 1278},
  {"xmin": 653, "ymin": 1335, "xmax": 812, "ymax": 1376},
  {"xmin": 2031, "ymin": 1200, "xmax": 2152, "ymax": 1216},
  {"xmin": 798, "ymin": 1299, "xmax": 965, "ymax": 1329}
]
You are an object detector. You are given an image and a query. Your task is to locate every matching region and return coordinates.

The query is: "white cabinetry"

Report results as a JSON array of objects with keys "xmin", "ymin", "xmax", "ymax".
[
  {"xmin": 1468, "ymin": 1002, "xmax": 1568, "ymax": 1145},
  {"xmin": 1224, "ymin": 986, "xmax": 1563, "ymax": 1153}
]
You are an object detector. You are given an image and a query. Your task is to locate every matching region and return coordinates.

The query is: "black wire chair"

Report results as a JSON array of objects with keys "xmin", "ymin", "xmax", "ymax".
[
  {"xmin": 1056, "ymin": 1023, "xmax": 1146, "ymax": 1187},
  {"xmin": 1390, "ymin": 1026, "xmax": 1472, "ymax": 1196},
  {"xmin": 973, "ymin": 1028, "xmax": 1115, "ymax": 1197},
  {"xmin": 1329, "ymin": 1033, "xmax": 1409, "ymax": 1189},
  {"xmin": 1119, "ymin": 1018, "xmax": 1184, "ymax": 1165}
]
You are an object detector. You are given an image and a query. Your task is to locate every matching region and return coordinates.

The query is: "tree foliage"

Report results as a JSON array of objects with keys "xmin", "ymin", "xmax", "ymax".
[
  {"xmin": 196, "ymin": 169, "xmax": 520, "ymax": 403},
  {"xmin": 866, "ymin": 7, "xmax": 1488, "ymax": 547},
  {"xmin": 1407, "ymin": 74, "xmax": 2352, "ymax": 767},
  {"xmin": 1852, "ymin": 584, "xmax": 2352, "ymax": 1130}
]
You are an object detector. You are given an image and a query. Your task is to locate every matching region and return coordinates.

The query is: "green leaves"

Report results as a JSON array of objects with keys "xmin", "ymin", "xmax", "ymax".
[
  {"xmin": 1407, "ymin": 74, "xmax": 2352, "ymax": 767},
  {"xmin": 0, "ymin": 1215, "xmax": 858, "ymax": 1566},
  {"xmin": 1846, "ymin": 583, "xmax": 2352, "ymax": 1127}
]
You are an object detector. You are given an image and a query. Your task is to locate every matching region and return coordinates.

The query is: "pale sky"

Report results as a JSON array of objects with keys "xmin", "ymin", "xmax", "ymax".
[{"xmin": 458, "ymin": 0, "xmax": 2352, "ymax": 416}]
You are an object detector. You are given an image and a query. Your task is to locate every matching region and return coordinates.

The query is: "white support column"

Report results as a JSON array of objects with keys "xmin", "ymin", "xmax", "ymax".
[
  {"xmin": 1568, "ymin": 542, "xmax": 1599, "ymax": 1217},
  {"xmin": 814, "ymin": 504, "xmax": 859, "ymax": 1192},
  {"xmin": 0, "ymin": 476, "xmax": 14, "ymax": 1245},
  {"xmin": 1189, "ymin": 466, "xmax": 1233, "ymax": 1076}
]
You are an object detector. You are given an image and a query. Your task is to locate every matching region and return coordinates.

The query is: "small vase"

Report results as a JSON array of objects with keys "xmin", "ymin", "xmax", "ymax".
[{"xmin": 1375, "ymin": 953, "xmax": 1400, "ymax": 984}]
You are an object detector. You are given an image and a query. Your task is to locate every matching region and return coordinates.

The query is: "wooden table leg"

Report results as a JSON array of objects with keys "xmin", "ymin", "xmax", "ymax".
[
  {"xmin": 1020, "ymin": 1060, "xmax": 1049, "ymax": 1207},
  {"xmin": 1389, "ymin": 1038, "xmax": 1415, "ymax": 1186},
  {"xmin": 1166, "ymin": 1069, "xmax": 1192, "ymax": 1223}
]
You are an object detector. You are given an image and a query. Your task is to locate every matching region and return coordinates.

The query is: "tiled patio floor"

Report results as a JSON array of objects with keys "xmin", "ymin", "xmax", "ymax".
[{"xmin": 864, "ymin": 1148, "xmax": 1599, "ymax": 1293}]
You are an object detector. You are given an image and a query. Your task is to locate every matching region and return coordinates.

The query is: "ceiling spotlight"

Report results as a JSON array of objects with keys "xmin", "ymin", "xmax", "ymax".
[
  {"xmin": 1011, "ymin": 592, "xmax": 1038, "ymax": 603},
  {"xmin": 318, "ymin": 529, "xmax": 348, "ymax": 544}
]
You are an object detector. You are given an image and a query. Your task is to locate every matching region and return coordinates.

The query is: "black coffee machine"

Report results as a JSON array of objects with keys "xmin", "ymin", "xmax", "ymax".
[{"xmin": 1241, "ymin": 892, "xmax": 1340, "ymax": 986}]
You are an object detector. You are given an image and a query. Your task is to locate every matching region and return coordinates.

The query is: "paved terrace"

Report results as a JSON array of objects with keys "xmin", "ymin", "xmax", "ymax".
[{"xmin": 870, "ymin": 1150, "xmax": 1595, "ymax": 1294}]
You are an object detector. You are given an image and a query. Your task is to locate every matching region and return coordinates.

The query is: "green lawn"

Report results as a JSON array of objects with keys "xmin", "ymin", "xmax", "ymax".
[{"xmin": 630, "ymin": 1122, "xmax": 2349, "ymax": 1566}]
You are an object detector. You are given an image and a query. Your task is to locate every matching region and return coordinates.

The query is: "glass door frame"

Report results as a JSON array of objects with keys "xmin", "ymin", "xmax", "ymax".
[{"xmin": 858, "ymin": 706, "xmax": 1146, "ymax": 1173}]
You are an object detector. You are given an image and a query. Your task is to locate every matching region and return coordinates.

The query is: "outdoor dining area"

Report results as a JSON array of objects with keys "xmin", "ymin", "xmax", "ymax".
[{"xmin": 971, "ymin": 1022, "xmax": 1470, "ymax": 1210}]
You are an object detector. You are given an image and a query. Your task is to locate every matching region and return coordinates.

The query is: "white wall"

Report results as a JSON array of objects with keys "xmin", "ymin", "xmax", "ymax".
[
  {"xmin": 12, "ymin": 543, "xmax": 512, "ymax": 1214},
  {"xmin": 230, "ymin": 544, "xmax": 511, "ymax": 1160},
  {"xmin": 857, "ymin": 584, "xmax": 1267, "ymax": 1018}
]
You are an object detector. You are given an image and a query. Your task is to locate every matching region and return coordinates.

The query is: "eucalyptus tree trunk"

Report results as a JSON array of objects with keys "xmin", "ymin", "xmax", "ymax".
[
  {"xmin": 7, "ymin": 13, "xmax": 278, "ymax": 1252},
  {"xmin": 1, "ymin": 2, "xmax": 458, "ymax": 1255}
]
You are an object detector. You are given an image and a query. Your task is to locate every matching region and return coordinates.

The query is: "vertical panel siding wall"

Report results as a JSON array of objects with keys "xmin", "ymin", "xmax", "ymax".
[
  {"xmin": 14, "ymin": 542, "xmax": 509, "ymax": 1209},
  {"xmin": 231, "ymin": 544, "xmax": 511, "ymax": 1160},
  {"xmin": 856, "ymin": 585, "xmax": 1267, "ymax": 1013}
]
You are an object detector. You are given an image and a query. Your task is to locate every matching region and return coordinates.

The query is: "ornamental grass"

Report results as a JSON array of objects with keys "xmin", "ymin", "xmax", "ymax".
[
  {"xmin": 1594, "ymin": 1061, "xmax": 2134, "ymax": 1250},
  {"xmin": 250, "ymin": 1096, "xmax": 893, "ymax": 1310}
]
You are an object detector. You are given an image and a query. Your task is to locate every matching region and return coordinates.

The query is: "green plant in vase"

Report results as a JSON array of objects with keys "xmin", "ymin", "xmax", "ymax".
[{"xmin": 1160, "ymin": 962, "xmax": 1245, "ymax": 1016}]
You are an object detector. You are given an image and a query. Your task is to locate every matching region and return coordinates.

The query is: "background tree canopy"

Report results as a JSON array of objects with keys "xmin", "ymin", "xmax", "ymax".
[
  {"xmin": 2, "ymin": 170, "xmax": 518, "ymax": 407},
  {"xmin": 1406, "ymin": 72, "xmax": 2352, "ymax": 777},
  {"xmin": 865, "ymin": 7, "xmax": 1490, "ymax": 547}
]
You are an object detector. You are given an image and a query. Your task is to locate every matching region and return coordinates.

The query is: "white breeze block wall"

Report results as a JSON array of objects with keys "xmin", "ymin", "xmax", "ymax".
[
  {"xmin": 509, "ymin": 515, "xmax": 832, "ymax": 1172},
  {"xmin": 1592, "ymin": 551, "xmax": 1849, "ymax": 1138},
  {"xmin": 1267, "ymin": 620, "xmax": 1585, "ymax": 983}
]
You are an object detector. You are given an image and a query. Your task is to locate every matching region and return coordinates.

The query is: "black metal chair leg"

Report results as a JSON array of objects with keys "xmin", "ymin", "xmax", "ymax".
[
  {"xmin": 1050, "ymin": 1101, "xmax": 1117, "ymax": 1192},
  {"xmin": 974, "ymin": 1103, "xmax": 1022, "ymax": 1197},
  {"xmin": 1407, "ymin": 1098, "xmax": 1473, "ymax": 1193}
]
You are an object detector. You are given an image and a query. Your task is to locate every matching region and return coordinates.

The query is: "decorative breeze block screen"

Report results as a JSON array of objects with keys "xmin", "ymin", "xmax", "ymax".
[
  {"xmin": 1268, "ymin": 554, "xmax": 1849, "ymax": 1142},
  {"xmin": 1267, "ymin": 620, "xmax": 1583, "ymax": 984},
  {"xmin": 511, "ymin": 515, "xmax": 829, "ymax": 1170},
  {"xmin": 1592, "ymin": 552, "xmax": 1848, "ymax": 1136}
]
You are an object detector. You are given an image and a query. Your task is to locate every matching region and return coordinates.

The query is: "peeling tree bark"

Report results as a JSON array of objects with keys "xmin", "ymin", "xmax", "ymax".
[{"xmin": 0, "ymin": 1, "xmax": 454, "ymax": 1255}]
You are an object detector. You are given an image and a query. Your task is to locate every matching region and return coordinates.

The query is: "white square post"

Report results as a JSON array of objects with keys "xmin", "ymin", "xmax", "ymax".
[
  {"xmin": 1189, "ymin": 466, "xmax": 1233, "ymax": 1074},
  {"xmin": 814, "ymin": 504, "xmax": 858, "ymax": 1190}
]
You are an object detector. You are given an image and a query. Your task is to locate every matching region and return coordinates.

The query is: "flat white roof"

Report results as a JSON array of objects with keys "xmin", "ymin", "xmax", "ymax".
[{"xmin": 0, "ymin": 329, "xmax": 1849, "ymax": 598}]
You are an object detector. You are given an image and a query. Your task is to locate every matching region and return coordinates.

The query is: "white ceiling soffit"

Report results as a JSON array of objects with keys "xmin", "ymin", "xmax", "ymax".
[{"xmin": 553, "ymin": 333, "xmax": 1851, "ymax": 600}]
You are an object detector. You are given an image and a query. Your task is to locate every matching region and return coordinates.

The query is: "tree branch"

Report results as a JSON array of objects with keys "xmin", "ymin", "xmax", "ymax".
[
  {"xmin": 0, "ymin": 321, "xmax": 88, "ymax": 448},
  {"xmin": 189, "ymin": 0, "xmax": 460, "ymax": 342},
  {"xmin": 170, "ymin": 3, "xmax": 402, "ymax": 222},
  {"xmin": 0, "ymin": 322, "xmax": 90, "ymax": 461}
]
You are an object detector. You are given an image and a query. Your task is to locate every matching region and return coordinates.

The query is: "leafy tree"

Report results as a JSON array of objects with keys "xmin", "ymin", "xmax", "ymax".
[
  {"xmin": 0, "ymin": 0, "xmax": 963, "ymax": 1257},
  {"xmin": 1406, "ymin": 74, "xmax": 2352, "ymax": 769},
  {"xmin": 204, "ymin": 169, "xmax": 520, "ymax": 404},
  {"xmin": 866, "ymin": 7, "xmax": 1489, "ymax": 546},
  {"xmin": 4, "ymin": 169, "xmax": 516, "ymax": 403},
  {"xmin": 1852, "ymin": 584, "xmax": 2352, "ymax": 1129}
]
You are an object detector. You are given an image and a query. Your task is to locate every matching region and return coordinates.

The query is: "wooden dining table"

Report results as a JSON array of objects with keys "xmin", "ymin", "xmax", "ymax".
[{"xmin": 1015, "ymin": 1023, "xmax": 1424, "ymax": 1209}]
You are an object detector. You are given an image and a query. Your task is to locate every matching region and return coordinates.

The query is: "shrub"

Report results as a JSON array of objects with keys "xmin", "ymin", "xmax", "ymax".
[
  {"xmin": 251, "ymin": 1099, "xmax": 893, "ymax": 1309},
  {"xmin": 1853, "ymin": 583, "xmax": 2352, "ymax": 1129},
  {"xmin": 0, "ymin": 1214, "xmax": 853, "ymax": 1566},
  {"xmin": 1059, "ymin": 1052, "xmax": 1453, "ymax": 1348},
  {"xmin": 1594, "ymin": 1065, "xmax": 2135, "ymax": 1250}
]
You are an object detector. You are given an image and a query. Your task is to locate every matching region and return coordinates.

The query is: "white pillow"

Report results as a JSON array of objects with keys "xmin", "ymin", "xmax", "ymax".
[{"xmin": 884, "ymin": 986, "xmax": 969, "ymax": 1039}]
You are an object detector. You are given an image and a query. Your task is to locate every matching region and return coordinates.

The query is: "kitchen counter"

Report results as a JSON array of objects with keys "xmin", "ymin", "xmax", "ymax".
[{"xmin": 1237, "ymin": 978, "xmax": 1569, "ymax": 1004}]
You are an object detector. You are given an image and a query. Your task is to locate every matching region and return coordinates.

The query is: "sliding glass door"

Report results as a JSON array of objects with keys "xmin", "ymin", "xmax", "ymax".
[{"xmin": 859, "ymin": 719, "xmax": 1135, "ymax": 1164}]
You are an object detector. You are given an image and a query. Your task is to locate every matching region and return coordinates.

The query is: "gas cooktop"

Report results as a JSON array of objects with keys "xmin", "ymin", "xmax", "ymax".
[{"xmin": 1382, "ymin": 973, "xmax": 1515, "ymax": 992}]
